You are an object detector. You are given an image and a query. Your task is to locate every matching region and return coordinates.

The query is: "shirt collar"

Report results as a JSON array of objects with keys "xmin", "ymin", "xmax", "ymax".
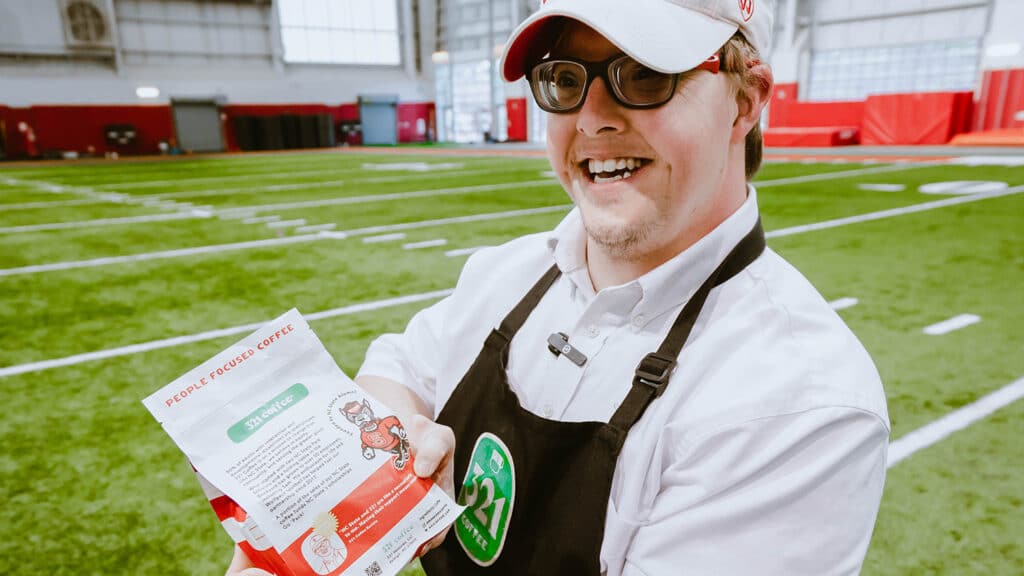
[{"xmin": 546, "ymin": 185, "xmax": 761, "ymax": 321}]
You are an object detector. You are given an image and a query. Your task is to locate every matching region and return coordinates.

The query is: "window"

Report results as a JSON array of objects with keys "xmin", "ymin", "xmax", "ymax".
[
  {"xmin": 806, "ymin": 39, "xmax": 980, "ymax": 101},
  {"xmin": 278, "ymin": 0, "xmax": 401, "ymax": 65},
  {"xmin": 66, "ymin": 0, "xmax": 107, "ymax": 43}
]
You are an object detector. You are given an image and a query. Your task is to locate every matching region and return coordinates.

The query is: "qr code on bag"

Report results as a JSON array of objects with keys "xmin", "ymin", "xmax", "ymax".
[{"xmin": 364, "ymin": 561, "xmax": 382, "ymax": 576}]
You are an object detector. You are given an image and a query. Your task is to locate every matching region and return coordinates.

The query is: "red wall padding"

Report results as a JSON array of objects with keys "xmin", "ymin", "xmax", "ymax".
[
  {"xmin": 769, "ymin": 99, "xmax": 865, "ymax": 129},
  {"xmin": 396, "ymin": 102, "xmax": 435, "ymax": 143},
  {"xmin": 506, "ymin": 98, "xmax": 528, "ymax": 142},
  {"xmin": 28, "ymin": 105, "xmax": 174, "ymax": 156},
  {"xmin": 336, "ymin": 103, "xmax": 360, "ymax": 122},
  {"xmin": 5, "ymin": 108, "xmax": 36, "ymax": 158},
  {"xmin": 764, "ymin": 126, "xmax": 860, "ymax": 147},
  {"xmin": 862, "ymin": 91, "xmax": 974, "ymax": 145},
  {"xmin": 792, "ymin": 100, "xmax": 863, "ymax": 128},
  {"xmin": 975, "ymin": 68, "xmax": 1024, "ymax": 131},
  {"xmin": 0, "ymin": 105, "xmax": 10, "ymax": 157}
]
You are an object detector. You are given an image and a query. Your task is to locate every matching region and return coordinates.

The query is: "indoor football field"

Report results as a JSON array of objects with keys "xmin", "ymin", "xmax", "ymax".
[{"xmin": 1, "ymin": 149, "xmax": 1022, "ymax": 575}]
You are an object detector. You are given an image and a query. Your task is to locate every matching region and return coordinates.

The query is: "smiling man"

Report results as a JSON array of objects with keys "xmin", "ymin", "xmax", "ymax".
[{"xmin": 229, "ymin": 1, "xmax": 890, "ymax": 575}]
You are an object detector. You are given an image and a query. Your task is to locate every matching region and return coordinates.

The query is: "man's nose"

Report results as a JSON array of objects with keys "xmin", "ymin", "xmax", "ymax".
[{"xmin": 576, "ymin": 77, "xmax": 626, "ymax": 137}]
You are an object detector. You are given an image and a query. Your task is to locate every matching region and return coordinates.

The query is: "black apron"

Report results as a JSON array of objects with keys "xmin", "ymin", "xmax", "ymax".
[{"xmin": 421, "ymin": 220, "xmax": 765, "ymax": 575}]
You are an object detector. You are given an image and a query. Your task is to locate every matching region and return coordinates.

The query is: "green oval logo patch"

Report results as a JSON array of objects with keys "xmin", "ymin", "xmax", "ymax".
[{"xmin": 455, "ymin": 432, "xmax": 515, "ymax": 566}]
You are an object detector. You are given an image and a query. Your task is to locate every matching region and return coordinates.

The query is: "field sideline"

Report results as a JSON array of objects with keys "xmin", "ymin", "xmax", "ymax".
[{"xmin": 1, "ymin": 150, "xmax": 1022, "ymax": 575}]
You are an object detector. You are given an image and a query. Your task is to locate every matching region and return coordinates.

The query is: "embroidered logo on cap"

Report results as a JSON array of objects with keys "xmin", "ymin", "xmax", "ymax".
[{"xmin": 739, "ymin": 0, "xmax": 754, "ymax": 21}]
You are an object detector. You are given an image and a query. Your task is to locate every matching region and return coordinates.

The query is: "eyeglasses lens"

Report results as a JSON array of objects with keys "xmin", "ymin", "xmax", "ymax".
[
  {"xmin": 530, "ymin": 57, "xmax": 677, "ymax": 112},
  {"xmin": 611, "ymin": 59, "xmax": 675, "ymax": 106},
  {"xmin": 531, "ymin": 61, "xmax": 587, "ymax": 112}
]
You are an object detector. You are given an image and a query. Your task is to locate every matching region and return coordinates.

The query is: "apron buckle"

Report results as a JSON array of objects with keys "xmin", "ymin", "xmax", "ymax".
[{"xmin": 633, "ymin": 352, "xmax": 676, "ymax": 396}]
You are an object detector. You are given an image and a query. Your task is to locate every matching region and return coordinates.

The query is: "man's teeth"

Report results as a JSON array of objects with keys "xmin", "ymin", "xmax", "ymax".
[{"xmin": 587, "ymin": 158, "xmax": 644, "ymax": 182}]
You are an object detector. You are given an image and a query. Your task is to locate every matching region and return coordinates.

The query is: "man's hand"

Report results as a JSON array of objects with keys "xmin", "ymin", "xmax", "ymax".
[
  {"xmin": 362, "ymin": 445, "xmax": 375, "ymax": 460},
  {"xmin": 225, "ymin": 545, "xmax": 273, "ymax": 576},
  {"xmin": 407, "ymin": 413, "xmax": 456, "ymax": 554}
]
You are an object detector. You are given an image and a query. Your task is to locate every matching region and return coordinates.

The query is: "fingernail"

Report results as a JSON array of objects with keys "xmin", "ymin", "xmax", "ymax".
[{"xmin": 413, "ymin": 456, "xmax": 435, "ymax": 477}]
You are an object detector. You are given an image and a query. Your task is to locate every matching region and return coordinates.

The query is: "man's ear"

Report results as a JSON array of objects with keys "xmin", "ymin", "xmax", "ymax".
[{"xmin": 731, "ymin": 62, "xmax": 774, "ymax": 142}]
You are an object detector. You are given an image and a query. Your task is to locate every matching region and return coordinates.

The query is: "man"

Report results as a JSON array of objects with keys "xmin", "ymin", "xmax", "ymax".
[{"xmin": 231, "ymin": 0, "xmax": 889, "ymax": 574}]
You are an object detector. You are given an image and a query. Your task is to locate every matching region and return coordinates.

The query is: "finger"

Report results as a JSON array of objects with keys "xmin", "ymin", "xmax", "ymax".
[
  {"xmin": 408, "ymin": 417, "xmax": 455, "ymax": 479},
  {"xmin": 421, "ymin": 526, "xmax": 451, "ymax": 555},
  {"xmin": 434, "ymin": 448, "xmax": 455, "ymax": 497},
  {"xmin": 227, "ymin": 545, "xmax": 255, "ymax": 575}
]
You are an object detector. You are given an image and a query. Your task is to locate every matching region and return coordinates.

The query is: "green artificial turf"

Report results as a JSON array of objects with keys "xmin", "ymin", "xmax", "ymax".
[{"xmin": 1, "ymin": 150, "xmax": 1022, "ymax": 575}]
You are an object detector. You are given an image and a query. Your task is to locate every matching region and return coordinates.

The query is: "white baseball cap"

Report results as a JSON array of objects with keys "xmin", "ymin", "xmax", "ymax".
[{"xmin": 501, "ymin": 0, "xmax": 774, "ymax": 82}]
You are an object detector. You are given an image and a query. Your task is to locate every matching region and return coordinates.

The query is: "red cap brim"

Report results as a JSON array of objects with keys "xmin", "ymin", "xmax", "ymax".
[{"xmin": 502, "ymin": 16, "xmax": 566, "ymax": 82}]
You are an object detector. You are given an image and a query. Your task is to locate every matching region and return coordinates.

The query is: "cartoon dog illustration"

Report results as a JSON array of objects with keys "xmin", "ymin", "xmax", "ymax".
[{"xmin": 340, "ymin": 400, "xmax": 410, "ymax": 470}]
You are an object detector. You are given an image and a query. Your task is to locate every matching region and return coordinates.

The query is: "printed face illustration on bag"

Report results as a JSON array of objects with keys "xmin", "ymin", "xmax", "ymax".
[{"xmin": 341, "ymin": 400, "xmax": 411, "ymax": 470}]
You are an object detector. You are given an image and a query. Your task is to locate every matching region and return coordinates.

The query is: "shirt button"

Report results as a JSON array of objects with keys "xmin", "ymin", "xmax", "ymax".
[
  {"xmin": 542, "ymin": 404, "xmax": 554, "ymax": 418},
  {"xmin": 587, "ymin": 325, "xmax": 600, "ymax": 338},
  {"xmin": 632, "ymin": 314, "xmax": 645, "ymax": 327}
]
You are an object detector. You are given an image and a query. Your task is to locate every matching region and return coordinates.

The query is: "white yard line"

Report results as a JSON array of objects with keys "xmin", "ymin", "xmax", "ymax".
[
  {"xmin": 0, "ymin": 206, "xmax": 571, "ymax": 277},
  {"xmin": 6, "ymin": 181, "xmax": 1024, "ymax": 277},
  {"xmin": 0, "ymin": 161, "xmax": 935, "ymax": 234},
  {"xmin": 217, "ymin": 210, "xmax": 257, "ymax": 220},
  {"xmin": 0, "ymin": 179, "xmax": 557, "ymax": 236},
  {"xmin": 923, "ymin": 314, "xmax": 981, "ymax": 335},
  {"xmin": 362, "ymin": 233, "xmax": 407, "ymax": 244},
  {"xmin": 0, "ymin": 289, "xmax": 454, "ymax": 379},
  {"xmin": 2, "ymin": 166, "xmax": 526, "ymax": 211},
  {"xmin": 155, "ymin": 161, "xmax": 922, "ymax": 203},
  {"xmin": 241, "ymin": 215, "xmax": 281, "ymax": 225},
  {"xmin": 887, "ymin": 375, "xmax": 1024, "ymax": 468},
  {"xmin": 1, "ymin": 176, "xmax": 135, "ymax": 205},
  {"xmin": 294, "ymin": 223, "xmax": 336, "ymax": 233},
  {"xmin": 0, "ymin": 234, "xmax": 321, "ymax": 276},
  {"xmin": 828, "ymin": 297, "xmax": 859, "ymax": 311},
  {"xmin": 754, "ymin": 161, "xmax": 941, "ymax": 188},
  {"xmin": 0, "ymin": 211, "xmax": 202, "ymax": 234},
  {"xmin": 266, "ymin": 219, "xmax": 306, "ymax": 229},
  {"xmin": 858, "ymin": 184, "xmax": 906, "ymax": 192},
  {"xmin": 950, "ymin": 155, "xmax": 1024, "ymax": 167},
  {"xmin": 403, "ymin": 239, "xmax": 448, "ymax": 250},
  {"xmin": 339, "ymin": 205, "xmax": 571, "ymax": 238},
  {"xmin": 116, "ymin": 167, "xmax": 513, "ymax": 200},
  {"xmin": 131, "ymin": 160, "xmax": 473, "ymax": 188},
  {"xmin": 445, "ymin": 246, "xmax": 491, "ymax": 258},
  {"xmin": 215, "ymin": 179, "xmax": 556, "ymax": 215},
  {"xmin": 361, "ymin": 162, "xmax": 464, "ymax": 171},
  {"xmin": 766, "ymin": 184, "xmax": 1024, "ymax": 239},
  {"xmin": 319, "ymin": 231, "xmax": 350, "ymax": 240},
  {"xmin": 1, "ymin": 198, "xmax": 116, "ymax": 211},
  {"xmin": 98, "ymin": 165, "xmax": 379, "ymax": 189}
]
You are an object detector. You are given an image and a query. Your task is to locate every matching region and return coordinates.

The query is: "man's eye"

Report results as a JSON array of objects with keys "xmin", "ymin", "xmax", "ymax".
[
  {"xmin": 629, "ymin": 67, "xmax": 659, "ymax": 81},
  {"xmin": 555, "ymin": 74, "xmax": 580, "ymax": 88}
]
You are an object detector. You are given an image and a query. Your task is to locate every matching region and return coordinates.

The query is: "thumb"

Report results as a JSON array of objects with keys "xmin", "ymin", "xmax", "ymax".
[{"xmin": 408, "ymin": 415, "xmax": 455, "ymax": 479}]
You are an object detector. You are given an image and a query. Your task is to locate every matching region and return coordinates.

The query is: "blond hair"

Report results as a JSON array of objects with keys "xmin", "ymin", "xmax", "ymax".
[{"xmin": 719, "ymin": 33, "xmax": 768, "ymax": 180}]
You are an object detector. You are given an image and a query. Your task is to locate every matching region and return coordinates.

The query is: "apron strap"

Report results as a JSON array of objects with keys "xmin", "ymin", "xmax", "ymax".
[
  {"xmin": 493, "ymin": 264, "xmax": 562, "ymax": 344},
  {"xmin": 609, "ymin": 219, "xmax": 766, "ymax": 432}
]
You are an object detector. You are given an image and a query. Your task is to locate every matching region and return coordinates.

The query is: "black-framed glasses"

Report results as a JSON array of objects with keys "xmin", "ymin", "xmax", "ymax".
[{"xmin": 528, "ymin": 53, "xmax": 721, "ymax": 114}]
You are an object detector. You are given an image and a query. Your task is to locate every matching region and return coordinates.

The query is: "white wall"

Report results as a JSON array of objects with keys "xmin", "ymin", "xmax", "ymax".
[
  {"xmin": 0, "ymin": 0, "xmax": 437, "ymax": 106},
  {"xmin": 981, "ymin": 0, "xmax": 1024, "ymax": 70},
  {"xmin": 767, "ymin": 0, "xmax": 1009, "ymax": 91},
  {"xmin": 809, "ymin": 0, "xmax": 989, "ymax": 51}
]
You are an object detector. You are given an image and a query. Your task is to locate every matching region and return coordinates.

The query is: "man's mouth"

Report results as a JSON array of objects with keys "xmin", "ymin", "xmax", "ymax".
[{"xmin": 579, "ymin": 157, "xmax": 651, "ymax": 183}]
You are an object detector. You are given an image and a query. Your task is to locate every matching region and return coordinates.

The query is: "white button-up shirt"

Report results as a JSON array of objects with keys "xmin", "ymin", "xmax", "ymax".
[{"xmin": 359, "ymin": 188, "xmax": 890, "ymax": 575}]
